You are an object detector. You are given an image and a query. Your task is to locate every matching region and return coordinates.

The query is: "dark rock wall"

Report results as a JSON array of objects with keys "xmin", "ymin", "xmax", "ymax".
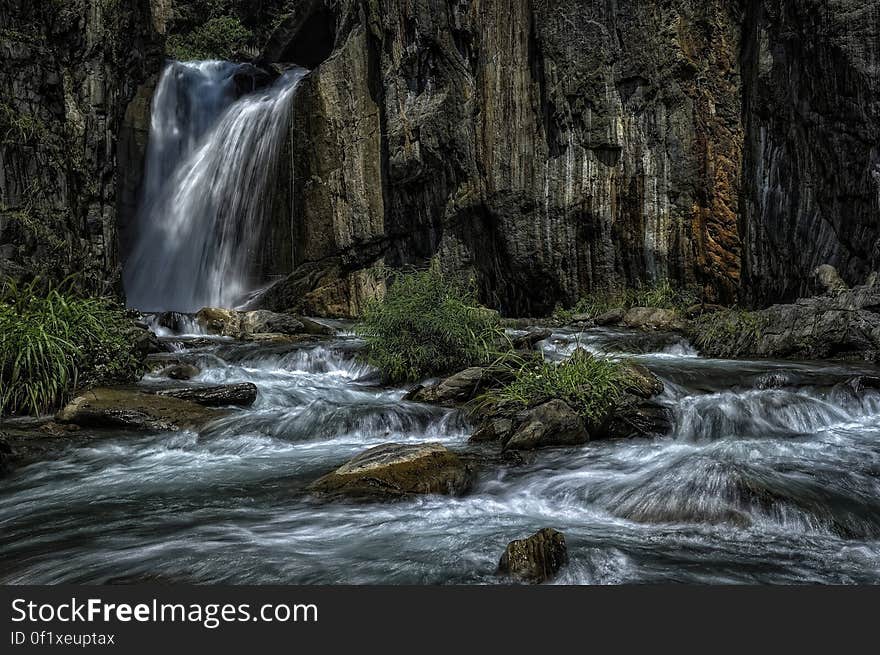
[
  {"xmin": 268, "ymin": 0, "xmax": 746, "ymax": 315},
  {"xmin": 2, "ymin": 0, "xmax": 879, "ymax": 316},
  {"xmin": 0, "ymin": 0, "xmax": 163, "ymax": 294},
  {"xmin": 741, "ymin": 0, "xmax": 880, "ymax": 304}
]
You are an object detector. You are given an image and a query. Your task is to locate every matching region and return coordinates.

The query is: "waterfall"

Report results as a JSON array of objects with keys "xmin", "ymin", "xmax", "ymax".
[{"xmin": 124, "ymin": 60, "xmax": 305, "ymax": 312}]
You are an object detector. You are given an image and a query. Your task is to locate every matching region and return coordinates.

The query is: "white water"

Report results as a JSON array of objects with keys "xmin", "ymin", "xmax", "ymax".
[
  {"xmin": 124, "ymin": 61, "xmax": 305, "ymax": 312},
  {"xmin": 2, "ymin": 327, "xmax": 880, "ymax": 584}
]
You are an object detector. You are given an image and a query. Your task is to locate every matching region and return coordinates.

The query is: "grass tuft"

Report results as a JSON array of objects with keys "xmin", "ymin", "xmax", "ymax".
[
  {"xmin": 555, "ymin": 278, "xmax": 699, "ymax": 321},
  {"xmin": 356, "ymin": 264, "xmax": 506, "ymax": 383},
  {"xmin": 0, "ymin": 277, "xmax": 142, "ymax": 417},
  {"xmin": 486, "ymin": 350, "xmax": 628, "ymax": 421}
]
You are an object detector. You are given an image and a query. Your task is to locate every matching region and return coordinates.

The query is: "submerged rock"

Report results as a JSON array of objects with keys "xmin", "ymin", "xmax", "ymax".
[
  {"xmin": 156, "ymin": 383, "xmax": 258, "ymax": 407},
  {"xmin": 56, "ymin": 388, "xmax": 225, "ymax": 431},
  {"xmin": 310, "ymin": 443, "xmax": 473, "ymax": 499},
  {"xmin": 497, "ymin": 528, "xmax": 568, "ymax": 584},
  {"xmin": 503, "ymin": 400, "xmax": 589, "ymax": 451},
  {"xmin": 160, "ymin": 364, "xmax": 201, "ymax": 381}
]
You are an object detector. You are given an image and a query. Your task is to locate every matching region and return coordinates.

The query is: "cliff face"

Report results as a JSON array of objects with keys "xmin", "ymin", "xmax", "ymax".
[
  {"xmin": 265, "ymin": 0, "xmax": 746, "ymax": 316},
  {"xmin": 0, "ymin": 0, "xmax": 162, "ymax": 294},
  {"xmin": 3, "ymin": 1, "xmax": 879, "ymax": 316},
  {"xmin": 741, "ymin": 0, "xmax": 880, "ymax": 304}
]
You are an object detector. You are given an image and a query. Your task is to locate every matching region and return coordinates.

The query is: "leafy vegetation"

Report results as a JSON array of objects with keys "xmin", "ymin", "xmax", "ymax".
[
  {"xmin": 0, "ymin": 278, "xmax": 142, "ymax": 417},
  {"xmin": 691, "ymin": 308, "xmax": 768, "ymax": 358},
  {"xmin": 555, "ymin": 278, "xmax": 699, "ymax": 321},
  {"xmin": 167, "ymin": 16, "xmax": 255, "ymax": 61},
  {"xmin": 356, "ymin": 265, "xmax": 506, "ymax": 383},
  {"xmin": 486, "ymin": 350, "xmax": 628, "ymax": 421}
]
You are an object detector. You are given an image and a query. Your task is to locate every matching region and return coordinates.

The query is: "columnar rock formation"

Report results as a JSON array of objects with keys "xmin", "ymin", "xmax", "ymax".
[
  {"xmin": 2, "ymin": 0, "xmax": 879, "ymax": 316},
  {"xmin": 0, "ymin": 0, "xmax": 163, "ymax": 294}
]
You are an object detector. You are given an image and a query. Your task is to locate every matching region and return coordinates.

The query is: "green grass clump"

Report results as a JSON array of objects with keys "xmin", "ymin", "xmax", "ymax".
[
  {"xmin": 490, "ymin": 350, "xmax": 628, "ymax": 421},
  {"xmin": 167, "ymin": 16, "xmax": 255, "ymax": 61},
  {"xmin": 0, "ymin": 279, "xmax": 142, "ymax": 417},
  {"xmin": 556, "ymin": 278, "xmax": 699, "ymax": 321},
  {"xmin": 691, "ymin": 308, "xmax": 767, "ymax": 358},
  {"xmin": 356, "ymin": 265, "xmax": 505, "ymax": 383}
]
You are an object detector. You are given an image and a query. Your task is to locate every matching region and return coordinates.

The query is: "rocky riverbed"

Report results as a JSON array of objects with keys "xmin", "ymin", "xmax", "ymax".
[{"xmin": 2, "ymin": 311, "xmax": 880, "ymax": 584}]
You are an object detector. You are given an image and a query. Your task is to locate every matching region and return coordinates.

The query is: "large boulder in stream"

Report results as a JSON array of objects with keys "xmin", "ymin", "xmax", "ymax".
[
  {"xmin": 156, "ymin": 383, "xmax": 258, "ymax": 407},
  {"xmin": 56, "ymin": 388, "xmax": 226, "ymax": 431},
  {"xmin": 497, "ymin": 528, "xmax": 569, "ymax": 584},
  {"xmin": 195, "ymin": 307, "xmax": 323, "ymax": 339},
  {"xmin": 405, "ymin": 367, "xmax": 511, "ymax": 406},
  {"xmin": 691, "ymin": 274, "xmax": 880, "ymax": 361},
  {"xmin": 503, "ymin": 400, "xmax": 590, "ymax": 451},
  {"xmin": 310, "ymin": 443, "xmax": 473, "ymax": 499}
]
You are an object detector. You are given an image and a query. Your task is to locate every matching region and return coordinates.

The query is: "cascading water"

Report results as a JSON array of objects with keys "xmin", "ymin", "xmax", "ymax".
[
  {"xmin": 3, "ymin": 323, "xmax": 880, "ymax": 584},
  {"xmin": 123, "ymin": 61, "xmax": 305, "ymax": 312}
]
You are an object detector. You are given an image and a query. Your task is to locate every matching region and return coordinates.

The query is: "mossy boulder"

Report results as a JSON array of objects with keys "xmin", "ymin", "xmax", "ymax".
[
  {"xmin": 310, "ymin": 443, "xmax": 474, "ymax": 499},
  {"xmin": 56, "ymin": 388, "xmax": 226, "ymax": 431}
]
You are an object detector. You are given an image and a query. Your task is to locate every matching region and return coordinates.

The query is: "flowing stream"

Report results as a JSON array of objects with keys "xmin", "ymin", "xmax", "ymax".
[
  {"xmin": 2, "ymin": 327, "xmax": 880, "ymax": 584},
  {"xmin": 123, "ymin": 61, "xmax": 305, "ymax": 312}
]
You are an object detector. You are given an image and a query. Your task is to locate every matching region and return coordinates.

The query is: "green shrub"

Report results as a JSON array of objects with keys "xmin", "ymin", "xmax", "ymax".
[
  {"xmin": 691, "ymin": 308, "xmax": 767, "ymax": 358},
  {"xmin": 489, "ymin": 350, "xmax": 628, "ymax": 421},
  {"xmin": 167, "ymin": 16, "xmax": 254, "ymax": 61},
  {"xmin": 356, "ymin": 265, "xmax": 505, "ymax": 383},
  {"xmin": 0, "ymin": 279, "xmax": 142, "ymax": 416},
  {"xmin": 557, "ymin": 278, "xmax": 699, "ymax": 320}
]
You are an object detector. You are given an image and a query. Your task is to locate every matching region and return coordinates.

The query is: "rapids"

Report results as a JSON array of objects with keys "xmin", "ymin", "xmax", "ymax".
[{"xmin": 2, "ymin": 327, "xmax": 880, "ymax": 584}]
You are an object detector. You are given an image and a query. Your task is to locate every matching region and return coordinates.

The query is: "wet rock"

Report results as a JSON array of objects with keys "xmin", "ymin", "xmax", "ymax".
[
  {"xmin": 240, "ymin": 310, "xmax": 304, "ymax": 336},
  {"xmin": 813, "ymin": 264, "xmax": 848, "ymax": 295},
  {"xmin": 503, "ymin": 400, "xmax": 589, "ymax": 451},
  {"xmin": 469, "ymin": 417, "xmax": 514, "ymax": 444},
  {"xmin": 160, "ymin": 364, "xmax": 201, "ymax": 381},
  {"xmin": 692, "ymin": 282, "xmax": 880, "ymax": 361},
  {"xmin": 497, "ymin": 528, "xmax": 568, "ymax": 584},
  {"xmin": 510, "ymin": 329, "xmax": 552, "ymax": 350},
  {"xmin": 56, "ymin": 388, "xmax": 225, "ymax": 431},
  {"xmin": 600, "ymin": 396, "xmax": 674, "ymax": 440},
  {"xmin": 130, "ymin": 325, "xmax": 167, "ymax": 357},
  {"xmin": 570, "ymin": 313, "xmax": 595, "ymax": 324},
  {"xmin": 621, "ymin": 362, "xmax": 665, "ymax": 399},
  {"xmin": 623, "ymin": 307, "xmax": 686, "ymax": 331},
  {"xmin": 844, "ymin": 376, "xmax": 880, "ymax": 395},
  {"xmin": 156, "ymin": 383, "xmax": 258, "ymax": 408},
  {"xmin": 754, "ymin": 371, "xmax": 796, "ymax": 390},
  {"xmin": 196, "ymin": 307, "xmax": 242, "ymax": 337},
  {"xmin": 310, "ymin": 443, "xmax": 473, "ymax": 499},
  {"xmin": 406, "ymin": 366, "xmax": 513, "ymax": 406},
  {"xmin": 298, "ymin": 317, "xmax": 336, "ymax": 336},
  {"xmin": 153, "ymin": 311, "xmax": 194, "ymax": 334},
  {"xmin": 594, "ymin": 309, "xmax": 625, "ymax": 326}
]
